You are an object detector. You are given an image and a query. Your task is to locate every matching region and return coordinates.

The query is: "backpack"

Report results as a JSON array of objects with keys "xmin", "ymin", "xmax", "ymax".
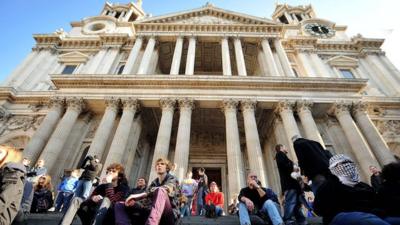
[{"xmin": 204, "ymin": 204, "xmax": 217, "ymax": 218}]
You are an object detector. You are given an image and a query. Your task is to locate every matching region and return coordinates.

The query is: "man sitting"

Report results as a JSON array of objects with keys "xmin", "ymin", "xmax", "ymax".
[
  {"xmin": 238, "ymin": 172, "xmax": 283, "ymax": 225},
  {"xmin": 59, "ymin": 163, "xmax": 129, "ymax": 225}
]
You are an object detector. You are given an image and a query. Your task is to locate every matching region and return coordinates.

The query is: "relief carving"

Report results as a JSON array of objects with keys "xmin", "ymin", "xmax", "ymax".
[
  {"xmin": 175, "ymin": 15, "xmax": 241, "ymax": 25},
  {"xmin": 377, "ymin": 120, "xmax": 400, "ymax": 140},
  {"xmin": 0, "ymin": 115, "xmax": 44, "ymax": 136}
]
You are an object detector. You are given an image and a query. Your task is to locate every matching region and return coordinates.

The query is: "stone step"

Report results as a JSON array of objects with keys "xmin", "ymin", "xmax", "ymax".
[{"xmin": 26, "ymin": 213, "xmax": 323, "ymax": 225}]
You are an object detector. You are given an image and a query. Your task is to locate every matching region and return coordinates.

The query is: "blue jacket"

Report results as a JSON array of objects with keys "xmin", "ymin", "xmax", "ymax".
[{"xmin": 58, "ymin": 177, "xmax": 78, "ymax": 193}]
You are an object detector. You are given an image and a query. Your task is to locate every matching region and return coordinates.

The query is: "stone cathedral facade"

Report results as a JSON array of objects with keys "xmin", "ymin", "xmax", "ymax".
[{"xmin": 1, "ymin": 2, "xmax": 399, "ymax": 204}]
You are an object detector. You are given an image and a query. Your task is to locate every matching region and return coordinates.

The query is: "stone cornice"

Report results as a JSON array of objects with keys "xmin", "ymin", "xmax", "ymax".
[{"xmin": 50, "ymin": 74, "xmax": 368, "ymax": 93}]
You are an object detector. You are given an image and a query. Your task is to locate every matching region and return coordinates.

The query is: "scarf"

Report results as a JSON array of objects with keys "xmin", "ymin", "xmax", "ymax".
[{"xmin": 329, "ymin": 154, "xmax": 360, "ymax": 187}]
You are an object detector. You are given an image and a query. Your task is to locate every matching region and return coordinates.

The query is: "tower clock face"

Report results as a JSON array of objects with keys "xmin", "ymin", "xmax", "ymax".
[{"xmin": 304, "ymin": 23, "xmax": 335, "ymax": 38}]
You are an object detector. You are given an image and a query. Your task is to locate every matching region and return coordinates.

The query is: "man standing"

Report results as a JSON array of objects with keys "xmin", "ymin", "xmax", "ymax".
[
  {"xmin": 238, "ymin": 172, "xmax": 283, "ymax": 225},
  {"xmin": 369, "ymin": 165, "xmax": 383, "ymax": 191},
  {"xmin": 75, "ymin": 155, "xmax": 102, "ymax": 199},
  {"xmin": 196, "ymin": 167, "xmax": 208, "ymax": 215},
  {"xmin": 275, "ymin": 144, "xmax": 307, "ymax": 225},
  {"xmin": 180, "ymin": 171, "xmax": 197, "ymax": 217}
]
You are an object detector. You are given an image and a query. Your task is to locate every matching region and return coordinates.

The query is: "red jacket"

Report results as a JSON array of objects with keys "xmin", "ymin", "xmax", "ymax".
[{"xmin": 205, "ymin": 192, "xmax": 224, "ymax": 208}]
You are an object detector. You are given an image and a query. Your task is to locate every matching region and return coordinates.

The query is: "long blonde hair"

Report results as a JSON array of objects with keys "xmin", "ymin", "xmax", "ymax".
[
  {"xmin": 0, "ymin": 145, "xmax": 22, "ymax": 167},
  {"xmin": 35, "ymin": 175, "xmax": 53, "ymax": 191}
]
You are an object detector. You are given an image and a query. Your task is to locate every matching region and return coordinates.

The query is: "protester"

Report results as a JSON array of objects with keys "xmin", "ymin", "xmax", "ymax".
[
  {"xmin": 377, "ymin": 162, "xmax": 400, "ymax": 221},
  {"xmin": 75, "ymin": 155, "xmax": 102, "ymax": 199},
  {"xmin": 238, "ymin": 172, "xmax": 283, "ymax": 225},
  {"xmin": 114, "ymin": 177, "xmax": 148, "ymax": 225},
  {"xmin": 22, "ymin": 157, "xmax": 31, "ymax": 171},
  {"xmin": 118, "ymin": 158, "xmax": 179, "ymax": 225},
  {"xmin": 196, "ymin": 167, "xmax": 208, "ymax": 216},
  {"xmin": 27, "ymin": 159, "xmax": 47, "ymax": 183},
  {"xmin": 12, "ymin": 180, "xmax": 34, "ymax": 225},
  {"xmin": 275, "ymin": 144, "xmax": 306, "ymax": 225},
  {"xmin": 0, "ymin": 145, "xmax": 25, "ymax": 224},
  {"xmin": 55, "ymin": 169, "xmax": 79, "ymax": 213},
  {"xmin": 204, "ymin": 181, "xmax": 224, "ymax": 217},
  {"xmin": 30, "ymin": 175, "xmax": 54, "ymax": 213},
  {"xmin": 180, "ymin": 171, "xmax": 197, "ymax": 217},
  {"xmin": 369, "ymin": 165, "xmax": 383, "ymax": 192}
]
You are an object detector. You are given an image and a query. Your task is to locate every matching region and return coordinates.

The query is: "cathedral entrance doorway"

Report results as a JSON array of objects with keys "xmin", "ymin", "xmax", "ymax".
[{"xmin": 191, "ymin": 167, "xmax": 222, "ymax": 191}]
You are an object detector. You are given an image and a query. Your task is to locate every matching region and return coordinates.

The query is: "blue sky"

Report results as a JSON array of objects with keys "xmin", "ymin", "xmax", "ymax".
[{"xmin": 0, "ymin": 0, "xmax": 399, "ymax": 82}]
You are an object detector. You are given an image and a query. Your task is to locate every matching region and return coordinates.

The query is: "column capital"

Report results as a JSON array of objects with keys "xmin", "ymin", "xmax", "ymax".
[
  {"xmin": 328, "ymin": 101, "xmax": 352, "ymax": 117},
  {"xmin": 178, "ymin": 98, "xmax": 195, "ymax": 110},
  {"xmin": 240, "ymin": 99, "xmax": 257, "ymax": 112},
  {"xmin": 296, "ymin": 100, "xmax": 314, "ymax": 113},
  {"xmin": 66, "ymin": 97, "xmax": 85, "ymax": 112},
  {"xmin": 352, "ymin": 101, "xmax": 369, "ymax": 116},
  {"xmin": 121, "ymin": 98, "xmax": 140, "ymax": 111},
  {"xmin": 275, "ymin": 100, "xmax": 296, "ymax": 114},
  {"xmin": 105, "ymin": 97, "xmax": 120, "ymax": 112},
  {"xmin": 221, "ymin": 99, "xmax": 239, "ymax": 112},
  {"xmin": 48, "ymin": 97, "xmax": 65, "ymax": 109},
  {"xmin": 160, "ymin": 98, "xmax": 176, "ymax": 111}
]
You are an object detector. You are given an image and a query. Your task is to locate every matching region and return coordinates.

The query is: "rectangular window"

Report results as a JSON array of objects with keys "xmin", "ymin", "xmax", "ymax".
[
  {"xmin": 339, "ymin": 69, "xmax": 354, "ymax": 78},
  {"xmin": 61, "ymin": 65, "xmax": 77, "ymax": 74}
]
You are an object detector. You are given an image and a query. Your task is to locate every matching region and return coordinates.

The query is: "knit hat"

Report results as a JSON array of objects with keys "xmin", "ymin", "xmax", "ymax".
[{"xmin": 329, "ymin": 154, "xmax": 360, "ymax": 187}]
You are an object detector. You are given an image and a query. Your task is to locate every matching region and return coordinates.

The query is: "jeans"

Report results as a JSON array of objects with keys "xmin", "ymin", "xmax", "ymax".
[
  {"xmin": 238, "ymin": 200, "xmax": 283, "ymax": 225},
  {"xmin": 215, "ymin": 206, "xmax": 223, "ymax": 216},
  {"xmin": 74, "ymin": 180, "xmax": 92, "ymax": 200},
  {"xmin": 283, "ymin": 189, "xmax": 306, "ymax": 224},
  {"xmin": 91, "ymin": 197, "xmax": 111, "ymax": 225},
  {"xmin": 59, "ymin": 197, "xmax": 84, "ymax": 225},
  {"xmin": 114, "ymin": 201, "xmax": 149, "ymax": 225},
  {"xmin": 330, "ymin": 212, "xmax": 392, "ymax": 225},
  {"xmin": 196, "ymin": 187, "xmax": 205, "ymax": 216},
  {"xmin": 311, "ymin": 175, "xmax": 326, "ymax": 195},
  {"xmin": 146, "ymin": 188, "xmax": 175, "ymax": 225},
  {"xmin": 180, "ymin": 195, "xmax": 193, "ymax": 217},
  {"xmin": 55, "ymin": 192, "xmax": 74, "ymax": 213}
]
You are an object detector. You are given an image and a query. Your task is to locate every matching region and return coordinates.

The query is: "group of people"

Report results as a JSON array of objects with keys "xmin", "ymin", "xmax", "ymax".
[{"xmin": 0, "ymin": 134, "xmax": 399, "ymax": 225}]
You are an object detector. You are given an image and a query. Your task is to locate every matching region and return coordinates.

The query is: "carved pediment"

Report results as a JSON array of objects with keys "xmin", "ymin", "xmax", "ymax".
[
  {"xmin": 58, "ymin": 51, "xmax": 89, "ymax": 63},
  {"xmin": 138, "ymin": 4, "xmax": 276, "ymax": 25},
  {"xmin": 326, "ymin": 55, "xmax": 359, "ymax": 67}
]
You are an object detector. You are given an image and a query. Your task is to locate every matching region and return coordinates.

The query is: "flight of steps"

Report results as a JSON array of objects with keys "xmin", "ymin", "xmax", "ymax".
[{"xmin": 26, "ymin": 213, "xmax": 323, "ymax": 225}]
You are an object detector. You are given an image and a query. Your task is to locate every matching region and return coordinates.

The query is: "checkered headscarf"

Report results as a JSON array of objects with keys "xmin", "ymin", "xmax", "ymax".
[{"xmin": 329, "ymin": 154, "xmax": 360, "ymax": 187}]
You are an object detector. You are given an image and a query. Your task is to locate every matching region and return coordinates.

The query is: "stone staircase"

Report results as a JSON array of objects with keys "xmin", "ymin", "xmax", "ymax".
[{"xmin": 26, "ymin": 213, "xmax": 323, "ymax": 225}]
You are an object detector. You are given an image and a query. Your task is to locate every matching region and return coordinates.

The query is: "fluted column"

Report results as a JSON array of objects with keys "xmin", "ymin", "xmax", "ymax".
[
  {"xmin": 296, "ymin": 100, "xmax": 325, "ymax": 147},
  {"xmin": 24, "ymin": 97, "xmax": 65, "ymax": 163},
  {"xmin": 174, "ymin": 98, "xmax": 194, "ymax": 181},
  {"xmin": 222, "ymin": 99, "xmax": 245, "ymax": 200},
  {"xmin": 221, "ymin": 36, "xmax": 232, "ymax": 76},
  {"xmin": 298, "ymin": 51, "xmax": 317, "ymax": 77},
  {"xmin": 234, "ymin": 37, "xmax": 247, "ymax": 76},
  {"xmin": 329, "ymin": 102, "xmax": 379, "ymax": 179},
  {"xmin": 137, "ymin": 36, "xmax": 156, "ymax": 75},
  {"xmin": 310, "ymin": 53, "xmax": 330, "ymax": 77},
  {"xmin": 122, "ymin": 36, "xmax": 143, "ymax": 74},
  {"xmin": 103, "ymin": 98, "xmax": 140, "ymax": 168},
  {"xmin": 87, "ymin": 98, "xmax": 119, "ymax": 159},
  {"xmin": 149, "ymin": 98, "xmax": 176, "ymax": 181},
  {"xmin": 241, "ymin": 100, "xmax": 267, "ymax": 186},
  {"xmin": 185, "ymin": 36, "xmax": 196, "ymax": 75},
  {"xmin": 170, "ymin": 36, "xmax": 184, "ymax": 75},
  {"xmin": 39, "ymin": 97, "xmax": 85, "ymax": 171},
  {"xmin": 352, "ymin": 102, "xmax": 396, "ymax": 165},
  {"xmin": 97, "ymin": 47, "xmax": 120, "ymax": 74},
  {"xmin": 284, "ymin": 12, "xmax": 294, "ymax": 23},
  {"xmin": 274, "ymin": 39, "xmax": 295, "ymax": 77},
  {"xmin": 85, "ymin": 48, "xmax": 108, "ymax": 74},
  {"xmin": 261, "ymin": 38, "xmax": 279, "ymax": 76}
]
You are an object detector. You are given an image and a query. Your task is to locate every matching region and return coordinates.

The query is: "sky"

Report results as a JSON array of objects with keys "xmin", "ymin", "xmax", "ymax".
[{"xmin": 0, "ymin": 0, "xmax": 399, "ymax": 82}]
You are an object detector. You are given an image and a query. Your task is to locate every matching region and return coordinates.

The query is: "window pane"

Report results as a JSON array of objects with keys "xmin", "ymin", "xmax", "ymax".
[
  {"xmin": 62, "ymin": 65, "xmax": 77, "ymax": 74},
  {"xmin": 117, "ymin": 65, "xmax": 125, "ymax": 75},
  {"xmin": 340, "ymin": 69, "xmax": 354, "ymax": 78}
]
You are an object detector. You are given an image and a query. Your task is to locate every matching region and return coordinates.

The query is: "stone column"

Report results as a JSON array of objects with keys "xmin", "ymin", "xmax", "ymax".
[
  {"xmin": 87, "ymin": 98, "xmax": 119, "ymax": 159},
  {"xmin": 296, "ymin": 100, "xmax": 325, "ymax": 147},
  {"xmin": 297, "ymin": 51, "xmax": 317, "ymax": 77},
  {"xmin": 23, "ymin": 97, "xmax": 65, "ymax": 163},
  {"xmin": 122, "ymin": 36, "xmax": 143, "ymax": 74},
  {"xmin": 4, "ymin": 50, "xmax": 39, "ymax": 86},
  {"xmin": 97, "ymin": 47, "xmax": 120, "ymax": 74},
  {"xmin": 85, "ymin": 48, "xmax": 108, "ymax": 74},
  {"xmin": 241, "ymin": 100, "xmax": 267, "ymax": 186},
  {"xmin": 234, "ymin": 37, "xmax": 247, "ymax": 76},
  {"xmin": 273, "ymin": 39, "xmax": 295, "ymax": 77},
  {"xmin": 221, "ymin": 36, "xmax": 232, "ymax": 76},
  {"xmin": 329, "ymin": 102, "xmax": 379, "ymax": 179},
  {"xmin": 222, "ymin": 99, "xmax": 245, "ymax": 200},
  {"xmin": 364, "ymin": 55, "xmax": 398, "ymax": 95},
  {"xmin": 275, "ymin": 101, "xmax": 301, "ymax": 160},
  {"xmin": 284, "ymin": 12, "xmax": 294, "ymax": 23},
  {"xmin": 310, "ymin": 53, "xmax": 330, "ymax": 78},
  {"xmin": 103, "ymin": 98, "xmax": 140, "ymax": 168},
  {"xmin": 352, "ymin": 102, "xmax": 396, "ymax": 165},
  {"xmin": 137, "ymin": 36, "xmax": 156, "ymax": 75},
  {"xmin": 149, "ymin": 98, "xmax": 176, "ymax": 181},
  {"xmin": 174, "ymin": 98, "xmax": 194, "ymax": 181},
  {"xmin": 39, "ymin": 97, "xmax": 85, "ymax": 171},
  {"xmin": 170, "ymin": 36, "xmax": 184, "ymax": 75},
  {"xmin": 261, "ymin": 38, "xmax": 279, "ymax": 76},
  {"xmin": 185, "ymin": 36, "xmax": 196, "ymax": 75}
]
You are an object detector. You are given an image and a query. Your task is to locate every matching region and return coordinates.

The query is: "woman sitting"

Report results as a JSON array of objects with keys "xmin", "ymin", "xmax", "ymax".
[
  {"xmin": 30, "ymin": 175, "xmax": 53, "ymax": 213},
  {"xmin": 204, "ymin": 181, "xmax": 224, "ymax": 217}
]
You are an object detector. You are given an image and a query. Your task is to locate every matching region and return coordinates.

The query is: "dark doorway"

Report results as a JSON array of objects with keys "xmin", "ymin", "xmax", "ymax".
[{"xmin": 192, "ymin": 167, "xmax": 222, "ymax": 190}]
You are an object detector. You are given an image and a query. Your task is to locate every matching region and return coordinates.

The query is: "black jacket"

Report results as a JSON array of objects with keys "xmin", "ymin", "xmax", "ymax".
[
  {"xmin": 314, "ymin": 175, "xmax": 378, "ymax": 225},
  {"xmin": 377, "ymin": 180, "xmax": 400, "ymax": 217},
  {"xmin": 293, "ymin": 138, "xmax": 331, "ymax": 180},
  {"xmin": 276, "ymin": 151, "xmax": 301, "ymax": 193},
  {"xmin": 79, "ymin": 156, "xmax": 102, "ymax": 181},
  {"xmin": 370, "ymin": 173, "xmax": 383, "ymax": 191}
]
